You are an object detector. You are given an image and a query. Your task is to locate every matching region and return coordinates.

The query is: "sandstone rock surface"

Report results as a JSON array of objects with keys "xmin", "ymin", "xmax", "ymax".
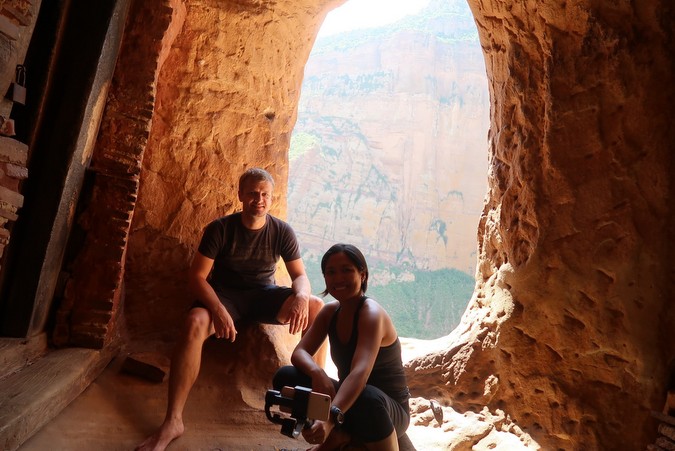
[
  {"xmin": 404, "ymin": 1, "xmax": 674, "ymax": 449},
  {"xmin": 54, "ymin": 0, "xmax": 674, "ymax": 450},
  {"xmin": 124, "ymin": 0, "xmax": 330, "ymax": 341}
]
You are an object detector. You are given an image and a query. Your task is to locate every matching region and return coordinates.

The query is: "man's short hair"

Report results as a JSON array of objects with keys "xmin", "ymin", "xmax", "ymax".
[{"xmin": 238, "ymin": 167, "xmax": 275, "ymax": 191}]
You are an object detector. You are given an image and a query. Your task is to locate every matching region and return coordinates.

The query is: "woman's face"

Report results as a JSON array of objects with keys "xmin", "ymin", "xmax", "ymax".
[{"xmin": 323, "ymin": 252, "xmax": 365, "ymax": 302}]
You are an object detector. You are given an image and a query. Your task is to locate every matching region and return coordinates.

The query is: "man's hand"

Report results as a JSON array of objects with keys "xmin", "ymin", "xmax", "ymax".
[
  {"xmin": 189, "ymin": 252, "xmax": 237, "ymax": 340},
  {"xmin": 287, "ymin": 292, "xmax": 309, "ymax": 335},
  {"xmin": 212, "ymin": 304, "xmax": 237, "ymax": 341}
]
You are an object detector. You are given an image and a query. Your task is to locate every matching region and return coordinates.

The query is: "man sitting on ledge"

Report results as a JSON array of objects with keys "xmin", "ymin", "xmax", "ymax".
[{"xmin": 136, "ymin": 167, "xmax": 325, "ymax": 451}]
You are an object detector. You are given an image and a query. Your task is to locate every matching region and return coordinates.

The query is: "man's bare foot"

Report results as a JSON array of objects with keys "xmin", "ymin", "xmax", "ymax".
[{"xmin": 135, "ymin": 418, "xmax": 184, "ymax": 451}]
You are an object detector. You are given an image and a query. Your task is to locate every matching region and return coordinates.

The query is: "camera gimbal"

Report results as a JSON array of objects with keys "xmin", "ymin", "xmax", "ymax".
[{"xmin": 264, "ymin": 385, "xmax": 331, "ymax": 438}]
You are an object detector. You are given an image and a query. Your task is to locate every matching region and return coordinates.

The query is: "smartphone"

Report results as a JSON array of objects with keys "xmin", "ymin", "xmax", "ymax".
[{"xmin": 280, "ymin": 386, "xmax": 331, "ymax": 421}]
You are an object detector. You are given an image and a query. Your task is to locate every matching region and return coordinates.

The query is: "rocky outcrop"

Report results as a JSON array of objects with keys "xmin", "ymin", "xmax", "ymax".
[
  {"xmin": 405, "ymin": 1, "xmax": 675, "ymax": 450},
  {"xmin": 288, "ymin": 0, "xmax": 489, "ymax": 275},
  {"xmin": 118, "ymin": 0, "xmax": 673, "ymax": 449},
  {"xmin": 123, "ymin": 0, "xmax": 330, "ymax": 341},
  {"xmin": 18, "ymin": 0, "xmax": 671, "ymax": 450}
]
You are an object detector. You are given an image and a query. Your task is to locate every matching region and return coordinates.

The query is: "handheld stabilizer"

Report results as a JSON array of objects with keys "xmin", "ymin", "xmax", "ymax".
[{"xmin": 265, "ymin": 385, "xmax": 331, "ymax": 438}]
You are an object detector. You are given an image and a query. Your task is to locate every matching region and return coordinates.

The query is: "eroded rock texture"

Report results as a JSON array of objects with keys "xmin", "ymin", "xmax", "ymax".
[
  {"xmin": 124, "ymin": 0, "xmax": 336, "ymax": 342},
  {"xmin": 406, "ymin": 1, "xmax": 674, "ymax": 450},
  {"xmin": 84, "ymin": 0, "xmax": 673, "ymax": 450}
]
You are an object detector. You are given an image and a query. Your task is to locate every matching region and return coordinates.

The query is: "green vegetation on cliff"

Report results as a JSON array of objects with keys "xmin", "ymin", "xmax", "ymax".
[
  {"xmin": 312, "ymin": 0, "xmax": 478, "ymax": 55},
  {"xmin": 289, "ymin": 132, "xmax": 321, "ymax": 162},
  {"xmin": 368, "ymin": 268, "xmax": 474, "ymax": 339},
  {"xmin": 303, "ymin": 255, "xmax": 474, "ymax": 340}
]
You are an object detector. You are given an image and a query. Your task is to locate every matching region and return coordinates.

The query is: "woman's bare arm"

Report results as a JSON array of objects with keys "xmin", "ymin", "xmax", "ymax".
[{"xmin": 291, "ymin": 302, "xmax": 338, "ymax": 397}]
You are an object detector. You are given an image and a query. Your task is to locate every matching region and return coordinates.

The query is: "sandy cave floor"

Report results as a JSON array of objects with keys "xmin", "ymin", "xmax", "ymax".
[
  {"xmin": 18, "ymin": 344, "xmax": 306, "ymax": 451},
  {"xmin": 17, "ymin": 336, "xmax": 538, "ymax": 451}
]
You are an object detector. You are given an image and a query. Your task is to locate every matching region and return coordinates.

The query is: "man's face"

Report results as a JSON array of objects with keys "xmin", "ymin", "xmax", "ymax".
[{"xmin": 238, "ymin": 179, "xmax": 274, "ymax": 218}]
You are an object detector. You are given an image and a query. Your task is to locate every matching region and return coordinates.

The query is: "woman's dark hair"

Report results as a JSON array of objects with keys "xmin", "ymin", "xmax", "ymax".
[{"xmin": 320, "ymin": 243, "xmax": 369, "ymax": 296}]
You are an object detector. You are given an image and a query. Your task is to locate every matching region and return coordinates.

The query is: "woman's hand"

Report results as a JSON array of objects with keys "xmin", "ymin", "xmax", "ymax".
[
  {"xmin": 311, "ymin": 370, "xmax": 336, "ymax": 400},
  {"xmin": 302, "ymin": 419, "xmax": 334, "ymax": 445}
]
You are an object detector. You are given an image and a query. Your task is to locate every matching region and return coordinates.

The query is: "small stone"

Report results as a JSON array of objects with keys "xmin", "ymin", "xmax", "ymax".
[{"xmin": 120, "ymin": 352, "xmax": 170, "ymax": 383}]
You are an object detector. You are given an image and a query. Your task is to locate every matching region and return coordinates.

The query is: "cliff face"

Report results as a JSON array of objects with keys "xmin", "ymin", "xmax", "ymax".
[
  {"xmin": 287, "ymin": 0, "xmax": 490, "ymax": 275},
  {"xmin": 39, "ymin": 0, "xmax": 673, "ymax": 450},
  {"xmin": 405, "ymin": 1, "xmax": 675, "ymax": 449},
  {"xmin": 115, "ymin": 0, "xmax": 673, "ymax": 448}
]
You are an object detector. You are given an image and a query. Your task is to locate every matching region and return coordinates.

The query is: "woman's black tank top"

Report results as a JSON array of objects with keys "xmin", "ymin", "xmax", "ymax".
[{"xmin": 328, "ymin": 296, "xmax": 409, "ymax": 404}]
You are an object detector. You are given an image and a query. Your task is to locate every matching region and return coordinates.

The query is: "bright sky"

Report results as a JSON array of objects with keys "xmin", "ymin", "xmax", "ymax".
[{"xmin": 318, "ymin": 0, "xmax": 431, "ymax": 37}]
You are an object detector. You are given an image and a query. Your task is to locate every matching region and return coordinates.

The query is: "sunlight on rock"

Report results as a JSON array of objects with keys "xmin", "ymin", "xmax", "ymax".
[{"xmin": 407, "ymin": 398, "xmax": 541, "ymax": 450}]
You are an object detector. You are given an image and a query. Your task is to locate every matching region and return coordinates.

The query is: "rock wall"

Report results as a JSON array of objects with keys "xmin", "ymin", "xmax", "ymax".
[
  {"xmin": 52, "ymin": 0, "xmax": 179, "ymax": 348},
  {"xmin": 64, "ymin": 0, "xmax": 674, "ymax": 449},
  {"xmin": 124, "ymin": 0, "xmax": 334, "ymax": 341},
  {"xmin": 406, "ymin": 1, "xmax": 674, "ymax": 450}
]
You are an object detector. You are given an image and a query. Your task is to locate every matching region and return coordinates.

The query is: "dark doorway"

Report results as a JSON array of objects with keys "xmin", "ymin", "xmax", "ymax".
[{"xmin": 0, "ymin": 0, "xmax": 129, "ymax": 338}]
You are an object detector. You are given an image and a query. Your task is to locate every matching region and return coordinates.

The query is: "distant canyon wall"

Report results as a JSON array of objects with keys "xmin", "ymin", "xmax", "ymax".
[{"xmin": 287, "ymin": 0, "xmax": 490, "ymax": 275}]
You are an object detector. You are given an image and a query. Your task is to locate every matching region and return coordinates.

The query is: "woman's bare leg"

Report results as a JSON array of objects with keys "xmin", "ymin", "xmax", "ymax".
[
  {"xmin": 305, "ymin": 425, "xmax": 353, "ymax": 451},
  {"xmin": 363, "ymin": 430, "xmax": 398, "ymax": 451}
]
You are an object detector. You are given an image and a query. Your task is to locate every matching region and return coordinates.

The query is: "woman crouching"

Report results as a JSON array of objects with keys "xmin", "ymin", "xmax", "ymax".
[{"xmin": 273, "ymin": 243, "xmax": 410, "ymax": 450}]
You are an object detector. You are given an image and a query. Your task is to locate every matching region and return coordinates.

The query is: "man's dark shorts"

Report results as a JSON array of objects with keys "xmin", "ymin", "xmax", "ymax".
[{"xmin": 191, "ymin": 285, "xmax": 294, "ymax": 324}]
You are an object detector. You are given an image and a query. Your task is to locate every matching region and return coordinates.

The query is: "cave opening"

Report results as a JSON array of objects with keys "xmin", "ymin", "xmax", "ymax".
[
  {"xmin": 0, "ymin": 0, "xmax": 670, "ymax": 449},
  {"xmin": 287, "ymin": 0, "xmax": 490, "ymax": 340}
]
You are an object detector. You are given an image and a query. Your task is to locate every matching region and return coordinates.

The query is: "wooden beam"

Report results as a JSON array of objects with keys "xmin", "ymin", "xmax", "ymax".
[{"xmin": 0, "ymin": 346, "xmax": 116, "ymax": 451}]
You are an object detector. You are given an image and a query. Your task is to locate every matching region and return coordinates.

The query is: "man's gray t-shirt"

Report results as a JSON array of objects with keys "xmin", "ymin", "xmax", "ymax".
[{"xmin": 197, "ymin": 212, "xmax": 301, "ymax": 291}]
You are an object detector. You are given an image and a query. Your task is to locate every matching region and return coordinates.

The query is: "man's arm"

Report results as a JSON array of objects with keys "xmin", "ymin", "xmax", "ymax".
[
  {"xmin": 281, "ymin": 258, "xmax": 311, "ymax": 334},
  {"xmin": 286, "ymin": 258, "xmax": 312, "ymax": 297},
  {"xmin": 188, "ymin": 251, "xmax": 237, "ymax": 341}
]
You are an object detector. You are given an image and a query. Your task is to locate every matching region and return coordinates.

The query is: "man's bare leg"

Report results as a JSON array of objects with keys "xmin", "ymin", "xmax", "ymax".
[
  {"xmin": 278, "ymin": 294, "xmax": 328, "ymax": 367},
  {"xmin": 135, "ymin": 308, "xmax": 213, "ymax": 451}
]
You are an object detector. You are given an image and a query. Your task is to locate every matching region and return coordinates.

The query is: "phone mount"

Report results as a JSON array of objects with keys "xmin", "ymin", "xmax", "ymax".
[{"xmin": 264, "ymin": 385, "xmax": 330, "ymax": 438}]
